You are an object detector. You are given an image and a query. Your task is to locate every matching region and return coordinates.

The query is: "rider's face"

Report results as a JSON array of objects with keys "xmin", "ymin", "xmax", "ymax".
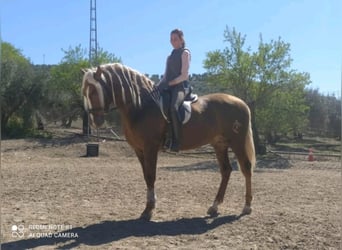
[{"xmin": 170, "ymin": 33, "xmax": 183, "ymax": 49}]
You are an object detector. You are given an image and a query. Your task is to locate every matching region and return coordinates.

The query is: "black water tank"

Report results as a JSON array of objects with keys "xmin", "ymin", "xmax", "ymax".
[{"xmin": 86, "ymin": 143, "xmax": 99, "ymax": 157}]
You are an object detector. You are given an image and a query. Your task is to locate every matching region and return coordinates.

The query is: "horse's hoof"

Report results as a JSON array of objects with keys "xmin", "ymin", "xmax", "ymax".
[
  {"xmin": 207, "ymin": 206, "xmax": 219, "ymax": 217},
  {"xmin": 242, "ymin": 205, "xmax": 252, "ymax": 215}
]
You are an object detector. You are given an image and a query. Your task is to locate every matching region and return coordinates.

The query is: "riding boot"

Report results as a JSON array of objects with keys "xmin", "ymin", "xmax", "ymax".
[
  {"xmin": 163, "ymin": 122, "xmax": 173, "ymax": 150},
  {"xmin": 170, "ymin": 110, "xmax": 182, "ymax": 152}
]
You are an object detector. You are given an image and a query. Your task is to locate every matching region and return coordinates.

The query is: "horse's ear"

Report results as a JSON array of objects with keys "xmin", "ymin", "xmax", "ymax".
[
  {"xmin": 94, "ymin": 66, "xmax": 102, "ymax": 80},
  {"xmin": 80, "ymin": 68, "xmax": 87, "ymax": 74}
]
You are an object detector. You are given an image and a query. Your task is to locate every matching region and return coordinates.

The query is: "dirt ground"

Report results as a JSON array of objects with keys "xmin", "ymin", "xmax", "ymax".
[{"xmin": 1, "ymin": 133, "xmax": 341, "ymax": 249}]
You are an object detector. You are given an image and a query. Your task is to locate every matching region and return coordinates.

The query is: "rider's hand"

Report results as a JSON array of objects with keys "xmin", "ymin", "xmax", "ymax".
[{"xmin": 156, "ymin": 81, "xmax": 169, "ymax": 92}]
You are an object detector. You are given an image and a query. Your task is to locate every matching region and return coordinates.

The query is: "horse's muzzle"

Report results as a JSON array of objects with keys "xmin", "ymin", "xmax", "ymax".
[
  {"xmin": 94, "ymin": 115, "xmax": 104, "ymax": 127},
  {"xmin": 89, "ymin": 113, "xmax": 105, "ymax": 128}
]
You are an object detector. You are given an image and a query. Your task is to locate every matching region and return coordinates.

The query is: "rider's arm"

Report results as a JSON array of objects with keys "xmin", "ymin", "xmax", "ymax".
[{"xmin": 169, "ymin": 50, "xmax": 190, "ymax": 86}]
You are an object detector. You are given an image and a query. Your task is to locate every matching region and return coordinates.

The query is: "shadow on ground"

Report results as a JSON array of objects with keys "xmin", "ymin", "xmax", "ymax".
[
  {"xmin": 2, "ymin": 215, "xmax": 243, "ymax": 250},
  {"xmin": 256, "ymin": 153, "xmax": 293, "ymax": 170},
  {"xmin": 164, "ymin": 154, "xmax": 292, "ymax": 173},
  {"xmin": 164, "ymin": 161, "xmax": 219, "ymax": 172},
  {"xmin": 29, "ymin": 133, "xmax": 88, "ymax": 148},
  {"xmin": 1, "ymin": 133, "xmax": 88, "ymax": 154}
]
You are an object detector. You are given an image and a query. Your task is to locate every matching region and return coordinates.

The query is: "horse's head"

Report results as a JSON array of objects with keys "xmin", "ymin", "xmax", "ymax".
[{"xmin": 81, "ymin": 66, "xmax": 109, "ymax": 128}]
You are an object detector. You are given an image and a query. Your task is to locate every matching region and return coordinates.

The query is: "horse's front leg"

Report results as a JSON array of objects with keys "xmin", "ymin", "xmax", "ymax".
[{"xmin": 135, "ymin": 147, "xmax": 158, "ymax": 221}]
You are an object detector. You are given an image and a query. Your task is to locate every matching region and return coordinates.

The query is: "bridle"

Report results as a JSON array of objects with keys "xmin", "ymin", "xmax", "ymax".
[{"xmin": 86, "ymin": 73, "xmax": 117, "ymax": 114}]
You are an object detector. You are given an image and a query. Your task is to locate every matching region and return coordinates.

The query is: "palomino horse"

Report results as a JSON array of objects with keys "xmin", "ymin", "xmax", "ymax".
[{"xmin": 81, "ymin": 63, "xmax": 256, "ymax": 220}]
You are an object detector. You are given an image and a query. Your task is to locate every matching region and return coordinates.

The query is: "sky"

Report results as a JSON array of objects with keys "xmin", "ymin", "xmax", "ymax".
[{"xmin": 1, "ymin": 0, "xmax": 341, "ymax": 96}]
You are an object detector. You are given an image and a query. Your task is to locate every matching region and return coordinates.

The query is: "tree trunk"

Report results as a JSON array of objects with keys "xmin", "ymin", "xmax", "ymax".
[
  {"xmin": 1, "ymin": 113, "xmax": 9, "ymax": 135},
  {"xmin": 249, "ymin": 102, "xmax": 266, "ymax": 155},
  {"xmin": 65, "ymin": 117, "xmax": 72, "ymax": 128}
]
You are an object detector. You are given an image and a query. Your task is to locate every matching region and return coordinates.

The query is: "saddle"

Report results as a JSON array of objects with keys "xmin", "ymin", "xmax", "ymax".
[{"xmin": 158, "ymin": 84, "xmax": 198, "ymax": 124}]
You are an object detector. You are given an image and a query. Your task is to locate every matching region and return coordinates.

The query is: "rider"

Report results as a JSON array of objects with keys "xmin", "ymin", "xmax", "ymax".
[{"xmin": 158, "ymin": 28, "xmax": 191, "ymax": 152}]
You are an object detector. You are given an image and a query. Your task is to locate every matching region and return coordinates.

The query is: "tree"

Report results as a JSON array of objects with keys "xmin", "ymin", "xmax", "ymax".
[
  {"xmin": 204, "ymin": 27, "xmax": 310, "ymax": 152},
  {"xmin": 257, "ymin": 73, "xmax": 309, "ymax": 142},
  {"xmin": 96, "ymin": 47, "xmax": 121, "ymax": 65},
  {"xmin": 45, "ymin": 44, "xmax": 121, "ymax": 130},
  {"xmin": 326, "ymin": 95, "xmax": 341, "ymax": 138},
  {"xmin": 150, "ymin": 74, "xmax": 161, "ymax": 84},
  {"xmin": 304, "ymin": 89, "xmax": 341, "ymax": 138},
  {"xmin": 0, "ymin": 42, "xmax": 42, "ymax": 136},
  {"xmin": 305, "ymin": 88, "xmax": 328, "ymax": 134},
  {"xmin": 47, "ymin": 50, "xmax": 88, "ymax": 127}
]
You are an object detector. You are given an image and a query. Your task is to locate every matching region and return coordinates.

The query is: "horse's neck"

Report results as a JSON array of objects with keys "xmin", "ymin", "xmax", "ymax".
[{"xmin": 119, "ymin": 100, "xmax": 162, "ymax": 134}]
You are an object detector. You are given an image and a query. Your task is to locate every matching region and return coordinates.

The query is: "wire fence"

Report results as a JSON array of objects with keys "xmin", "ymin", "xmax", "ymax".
[{"xmin": 269, "ymin": 150, "xmax": 341, "ymax": 162}]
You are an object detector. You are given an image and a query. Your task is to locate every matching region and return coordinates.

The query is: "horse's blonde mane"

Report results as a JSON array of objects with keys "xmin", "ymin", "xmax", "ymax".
[
  {"xmin": 101, "ymin": 63, "xmax": 155, "ymax": 108},
  {"xmin": 82, "ymin": 63, "xmax": 157, "ymax": 109}
]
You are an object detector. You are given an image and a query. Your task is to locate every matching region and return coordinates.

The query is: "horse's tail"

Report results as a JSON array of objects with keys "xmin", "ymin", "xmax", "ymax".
[{"xmin": 245, "ymin": 110, "xmax": 256, "ymax": 170}]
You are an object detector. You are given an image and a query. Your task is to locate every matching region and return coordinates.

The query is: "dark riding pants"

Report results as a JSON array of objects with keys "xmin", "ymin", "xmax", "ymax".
[
  {"xmin": 170, "ymin": 83, "xmax": 185, "ymax": 115},
  {"xmin": 168, "ymin": 83, "xmax": 185, "ymax": 151}
]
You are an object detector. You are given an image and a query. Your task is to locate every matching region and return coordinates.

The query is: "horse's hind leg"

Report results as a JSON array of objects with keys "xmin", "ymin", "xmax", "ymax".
[
  {"xmin": 207, "ymin": 145, "xmax": 232, "ymax": 216},
  {"xmin": 235, "ymin": 149, "xmax": 253, "ymax": 215}
]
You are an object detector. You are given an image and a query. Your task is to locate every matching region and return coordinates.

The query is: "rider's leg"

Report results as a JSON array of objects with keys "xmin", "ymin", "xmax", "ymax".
[{"xmin": 169, "ymin": 84, "xmax": 185, "ymax": 152}]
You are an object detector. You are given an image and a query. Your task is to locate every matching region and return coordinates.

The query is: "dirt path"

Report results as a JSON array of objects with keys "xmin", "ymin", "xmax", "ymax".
[{"xmin": 1, "ymin": 137, "xmax": 341, "ymax": 249}]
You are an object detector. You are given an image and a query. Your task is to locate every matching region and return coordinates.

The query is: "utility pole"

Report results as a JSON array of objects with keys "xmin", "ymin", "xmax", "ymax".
[
  {"xmin": 83, "ymin": 0, "xmax": 98, "ymax": 135},
  {"xmin": 89, "ymin": 0, "xmax": 98, "ymax": 67}
]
